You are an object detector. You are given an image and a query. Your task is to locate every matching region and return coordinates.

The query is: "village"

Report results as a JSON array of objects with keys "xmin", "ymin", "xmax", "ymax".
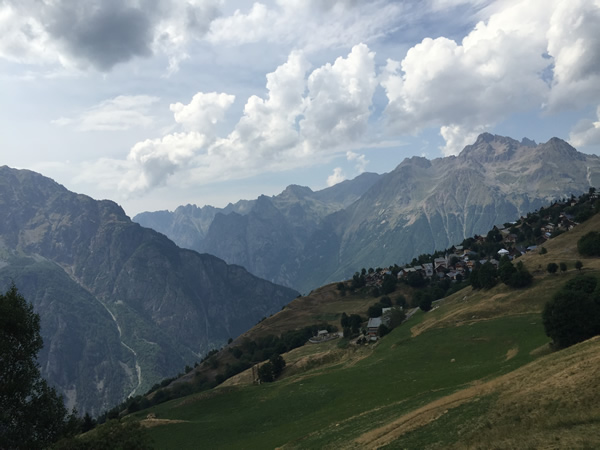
[{"xmin": 347, "ymin": 191, "xmax": 598, "ymax": 342}]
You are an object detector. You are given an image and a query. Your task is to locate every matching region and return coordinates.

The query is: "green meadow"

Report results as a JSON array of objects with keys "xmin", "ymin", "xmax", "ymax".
[{"xmin": 136, "ymin": 312, "xmax": 548, "ymax": 449}]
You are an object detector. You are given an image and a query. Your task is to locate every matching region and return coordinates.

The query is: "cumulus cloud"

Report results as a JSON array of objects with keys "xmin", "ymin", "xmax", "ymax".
[
  {"xmin": 0, "ymin": 0, "xmax": 221, "ymax": 71},
  {"xmin": 170, "ymin": 92, "xmax": 235, "ymax": 134},
  {"xmin": 327, "ymin": 167, "xmax": 346, "ymax": 187},
  {"xmin": 117, "ymin": 44, "xmax": 378, "ymax": 194},
  {"xmin": 301, "ymin": 44, "xmax": 377, "ymax": 150},
  {"xmin": 546, "ymin": 0, "xmax": 600, "ymax": 110},
  {"xmin": 52, "ymin": 95, "xmax": 160, "ymax": 131},
  {"xmin": 381, "ymin": 0, "xmax": 554, "ymax": 155},
  {"xmin": 569, "ymin": 106, "xmax": 600, "ymax": 148}
]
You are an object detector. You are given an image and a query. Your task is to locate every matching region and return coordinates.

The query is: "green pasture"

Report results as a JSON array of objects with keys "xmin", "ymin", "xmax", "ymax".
[{"xmin": 139, "ymin": 312, "xmax": 548, "ymax": 449}]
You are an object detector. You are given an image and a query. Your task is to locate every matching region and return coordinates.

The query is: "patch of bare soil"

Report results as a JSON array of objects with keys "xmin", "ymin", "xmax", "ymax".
[
  {"xmin": 140, "ymin": 418, "xmax": 188, "ymax": 428},
  {"xmin": 504, "ymin": 346, "xmax": 518, "ymax": 361},
  {"xmin": 353, "ymin": 384, "xmax": 495, "ymax": 449}
]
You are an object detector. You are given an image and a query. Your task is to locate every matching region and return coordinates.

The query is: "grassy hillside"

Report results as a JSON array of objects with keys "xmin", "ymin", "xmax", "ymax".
[{"xmin": 122, "ymin": 214, "xmax": 600, "ymax": 448}]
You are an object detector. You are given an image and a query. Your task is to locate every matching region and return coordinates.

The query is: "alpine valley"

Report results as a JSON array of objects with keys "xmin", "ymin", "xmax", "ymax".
[
  {"xmin": 135, "ymin": 134, "xmax": 600, "ymax": 293},
  {"xmin": 2, "ymin": 133, "xmax": 600, "ymax": 418}
]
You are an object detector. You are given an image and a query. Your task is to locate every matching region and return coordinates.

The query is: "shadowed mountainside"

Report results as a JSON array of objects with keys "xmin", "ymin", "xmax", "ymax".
[{"xmin": 0, "ymin": 166, "xmax": 298, "ymax": 415}]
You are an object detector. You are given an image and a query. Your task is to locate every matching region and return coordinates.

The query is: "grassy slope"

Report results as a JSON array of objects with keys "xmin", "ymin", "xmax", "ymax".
[{"xmin": 132, "ymin": 215, "xmax": 600, "ymax": 449}]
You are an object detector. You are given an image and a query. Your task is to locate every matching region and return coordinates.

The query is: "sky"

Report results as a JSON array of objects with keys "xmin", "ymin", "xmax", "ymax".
[{"xmin": 2, "ymin": 0, "xmax": 600, "ymax": 216}]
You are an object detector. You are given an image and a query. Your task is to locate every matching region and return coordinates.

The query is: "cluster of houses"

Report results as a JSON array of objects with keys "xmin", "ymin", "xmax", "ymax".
[
  {"xmin": 352, "ymin": 201, "xmax": 589, "ymax": 341},
  {"xmin": 396, "ymin": 210, "xmax": 580, "ymax": 282}
]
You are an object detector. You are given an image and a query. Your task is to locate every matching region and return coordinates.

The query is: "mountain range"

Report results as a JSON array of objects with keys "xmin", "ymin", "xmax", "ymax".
[
  {"xmin": 0, "ymin": 166, "xmax": 298, "ymax": 415},
  {"xmin": 135, "ymin": 134, "xmax": 600, "ymax": 293}
]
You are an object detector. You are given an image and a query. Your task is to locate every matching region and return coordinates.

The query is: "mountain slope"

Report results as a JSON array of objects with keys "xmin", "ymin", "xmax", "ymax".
[
  {"xmin": 134, "ymin": 135, "xmax": 600, "ymax": 293},
  {"xmin": 0, "ymin": 166, "xmax": 298, "ymax": 415},
  {"xmin": 129, "ymin": 213, "xmax": 600, "ymax": 449},
  {"xmin": 318, "ymin": 135, "xmax": 600, "ymax": 283}
]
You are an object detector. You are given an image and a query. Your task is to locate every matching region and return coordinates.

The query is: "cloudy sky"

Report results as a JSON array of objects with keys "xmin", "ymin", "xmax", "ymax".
[{"xmin": 2, "ymin": 0, "xmax": 600, "ymax": 216}]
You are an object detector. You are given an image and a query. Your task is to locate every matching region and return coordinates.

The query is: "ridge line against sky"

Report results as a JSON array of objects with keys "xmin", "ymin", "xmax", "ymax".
[{"xmin": 1, "ymin": 0, "xmax": 600, "ymax": 215}]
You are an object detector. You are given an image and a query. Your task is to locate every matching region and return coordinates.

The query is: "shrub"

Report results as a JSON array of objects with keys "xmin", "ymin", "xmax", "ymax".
[
  {"xmin": 547, "ymin": 262, "xmax": 559, "ymax": 274},
  {"xmin": 542, "ymin": 275, "xmax": 600, "ymax": 348},
  {"xmin": 578, "ymin": 231, "xmax": 600, "ymax": 256}
]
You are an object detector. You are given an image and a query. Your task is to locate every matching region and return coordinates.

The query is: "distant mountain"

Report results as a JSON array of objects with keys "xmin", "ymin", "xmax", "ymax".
[
  {"xmin": 0, "ymin": 166, "xmax": 298, "ymax": 415},
  {"xmin": 322, "ymin": 134, "xmax": 600, "ymax": 282},
  {"xmin": 134, "ymin": 172, "xmax": 382, "ymax": 290},
  {"xmin": 135, "ymin": 135, "xmax": 600, "ymax": 293}
]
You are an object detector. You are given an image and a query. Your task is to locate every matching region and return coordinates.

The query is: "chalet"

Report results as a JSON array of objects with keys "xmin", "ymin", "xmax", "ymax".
[
  {"xmin": 422, "ymin": 263, "xmax": 434, "ymax": 277},
  {"xmin": 367, "ymin": 317, "xmax": 382, "ymax": 337},
  {"xmin": 434, "ymin": 257, "xmax": 447, "ymax": 269}
]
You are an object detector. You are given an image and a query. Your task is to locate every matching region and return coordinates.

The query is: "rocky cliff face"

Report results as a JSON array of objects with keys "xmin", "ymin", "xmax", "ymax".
[
  {"xmin": 0, "ymin": 166, "xmax": 298, "ymax": 415},
  {"xmin": 134, "ymin": 135, "xmax": 600, "ymax": 293}
]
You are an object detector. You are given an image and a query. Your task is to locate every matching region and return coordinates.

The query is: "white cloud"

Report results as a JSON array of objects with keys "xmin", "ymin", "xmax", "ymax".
[
  {"xmin": 301, "ymin": 43, "xmax": 377, "ymax": 149},
  {"xmin": 207, "ymin": 1, "xmax": 403, "ymax": 52},
  {"xmin": 440, "ymin": 124, "xmax": 486, "ymax": 156},
  {"xmin": 125, "ymin": 131, "xmax": 209, "ymax": 192},
  {"xmin": 170, "ymin": 92, "xmax": 235, "ymax": 134},
  {"xmin": 346, "ymin": 151, "xmax": 369, "ymax": 173},
  {"xmin": 569, "ymin": 106, "xmax": 600, "ymax": 148},
  {"xmin": 327, "ymin": 167, "xmax": 346, "ymax": 186},
  {"xmin": 381, "ymin": 0, "xmax": 554, "ymax": 155},
  {"xmin": 114, "ymin": 44, "xmax": 378, "ymax": 194},
  {"xmin": 546, "ymin": 0, "xmax": 600, "ymax": 110},
  {"xmin": 51, "ymin": 95, "xmax": 160, "ymax": 131},
  {"xmin": 0, "ymin": 3, "xmax": 57, "ymax": 65}
]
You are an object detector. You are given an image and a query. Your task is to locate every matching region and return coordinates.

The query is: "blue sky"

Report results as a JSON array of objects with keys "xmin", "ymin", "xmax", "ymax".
[{"xmin": 1, "ymin": 0, "xmax": 600, "ymax": 215}]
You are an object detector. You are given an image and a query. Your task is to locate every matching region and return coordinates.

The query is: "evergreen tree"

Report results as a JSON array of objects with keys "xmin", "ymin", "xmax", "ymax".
[{"xmin": 0, "ymin": 285, "xmax": 72, "ymax": 449}]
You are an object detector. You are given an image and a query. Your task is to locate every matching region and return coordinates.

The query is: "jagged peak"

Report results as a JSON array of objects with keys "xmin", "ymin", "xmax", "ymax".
[
  {"xmin": 458, "ymin": 133, "xmax": 522, "ymax": 163},
  {"xmin": 521, "ymin": 137, "xmax": 537, "ymax": 147},
  {"xmin": 281, "ymin": 184, "xmax": 313, "ymax": 198},
  {"xmin": 400, "ymin": 155, "xmax": 432, "ymax": 168}
]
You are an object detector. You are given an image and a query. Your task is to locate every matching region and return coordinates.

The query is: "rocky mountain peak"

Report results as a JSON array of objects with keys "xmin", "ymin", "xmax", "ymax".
[
  {"xmin": 520, "ymin": 137, "xmax": 537, "ymax": 147},
  {"xmin": 459, "ymin": 133, "xmax": 522, "ymax": 163},
  {"xmin": 280, "ymin": 184, "xmax": 314, "ymax": 199}
]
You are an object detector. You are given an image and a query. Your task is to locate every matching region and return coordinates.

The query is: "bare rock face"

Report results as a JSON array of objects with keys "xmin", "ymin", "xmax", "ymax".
[
  {"xmin": 134, "ymin": 135, "xmax": 600, "ymax": 293},
  {"xmin": 0, "ymin": 166, "xmax": 298, "ymax": 415}
]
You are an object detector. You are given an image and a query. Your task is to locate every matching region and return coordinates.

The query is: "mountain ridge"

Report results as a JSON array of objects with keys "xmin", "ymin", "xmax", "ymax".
[{"xmin": 135, "ymin": 135, "xmax": 600, "ymax": 292}]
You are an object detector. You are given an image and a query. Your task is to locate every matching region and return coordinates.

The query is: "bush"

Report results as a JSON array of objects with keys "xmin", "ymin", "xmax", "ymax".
[
  {"xmin": 508, "ymin": 261, "xmax": 533, "ymax": 288},
  {"xmin": 578, "ymin": 231, "xmax": 600, "ymax": 256},
  {"xmin": 472, "ymin": 261, "xmax": 498, "ymax": 289},
  {"xmin": 418, "ymin": 293, "xmax": 433, "ymax": 312},
  {"xmin": 378, "ymin": 324, "xmax": 390, "ymax": 337},
  {"xmin": 395, "ymin": 295, "xmax": 407, "ymax": 308},
  {"xmin": 379, "ymin": 296, "xmax": 392, "ymax": 307},
  {"xmin": 542, "ymin": 275, "xmax": 600, "ymax": 348},
  {"xmin": 547, "ymin": 262, "xmax": 559, "ymax": 274},
  {"xmin": 368, "ymin": 304, "xmax": 383, "ymax": 318}
]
